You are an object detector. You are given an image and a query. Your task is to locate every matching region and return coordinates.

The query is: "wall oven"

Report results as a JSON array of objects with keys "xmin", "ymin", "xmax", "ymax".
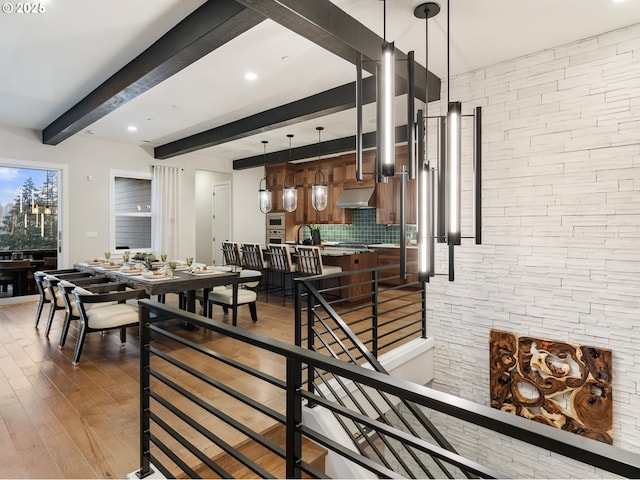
[
  {"xmin": 266, "ymin": 228, "xmax": 286, "ymax": 245},
  {"xmin": 266, "ymin": 212, "xmax": 286, "ymax": 229},
  {"xmin": 266, "ymin": 212, "xmax": 286, "ymax": 244}
]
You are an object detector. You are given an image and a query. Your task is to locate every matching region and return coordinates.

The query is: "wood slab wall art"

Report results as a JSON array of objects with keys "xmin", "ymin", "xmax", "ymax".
[{"xmin": 489, "ymin": 329, "xmax": 612, "ymax": 444}]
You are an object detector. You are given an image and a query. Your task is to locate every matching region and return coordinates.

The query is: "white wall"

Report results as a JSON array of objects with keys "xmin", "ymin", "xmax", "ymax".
[
  {"xmin": 0, "ymin": 124, "xmax": 265, "ymax": 267},
  {"xmin": 232, "ymin": 166, "xmax": 266, "ymax": 245},
  {"xmin": 421, "ymin": 21, "xmax": 640, "ymax": 464}
]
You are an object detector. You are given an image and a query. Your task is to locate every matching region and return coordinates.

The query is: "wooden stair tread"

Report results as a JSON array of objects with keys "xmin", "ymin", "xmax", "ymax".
[{"xmin": 187, "ymin": 422, "xmax": 326, "ymax": 478}]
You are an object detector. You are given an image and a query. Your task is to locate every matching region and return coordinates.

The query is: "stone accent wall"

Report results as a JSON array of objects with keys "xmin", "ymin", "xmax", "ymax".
[{"xmin": 424, "ymin": 21, "xmax": 640, "ymax": 460}]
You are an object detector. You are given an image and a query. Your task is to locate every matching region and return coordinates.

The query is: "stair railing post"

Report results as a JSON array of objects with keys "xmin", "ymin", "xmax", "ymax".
[
  {"xmin": 137, "ymin": 303, "xmax": 154, "ymax": 479},
  {"xmin": 286, "ymin": 355, "xmax": 303, "ymax": 479},
  {"xmin": 372, "ymin": 270, "xmax": 379, "ymax": 358}
]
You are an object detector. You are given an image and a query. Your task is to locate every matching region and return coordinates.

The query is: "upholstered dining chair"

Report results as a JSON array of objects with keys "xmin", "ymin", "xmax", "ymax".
[
  {"xmin": 241, "ymin": 243, "xmax": 269, "ymax": 300},
  {"xmin": 207, "ymin": 269, "xmax": 262, "ymax": 323},
  {"xmin": 266, "ymin": 244, "xmax": 297, "ymax": 305},
  {"xmin": 36, "ymin": 270, "xmax": 92, "ymax": 330},
  {"xmin": 72, "ymin": 285, "xmax": 147, "ymax": 365},
  {"xmin": 57, "ymin": 278, "xmax": 123, "ymax": 349}
]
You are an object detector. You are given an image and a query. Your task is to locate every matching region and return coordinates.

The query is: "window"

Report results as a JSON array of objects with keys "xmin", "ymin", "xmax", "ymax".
[
  {"xmin": 113, "ymin": 175, "xmax": 152, "ymax": 250},
  {"xmin": 0, "ymin": 167, "xmax": 58, "ymax": 252}
]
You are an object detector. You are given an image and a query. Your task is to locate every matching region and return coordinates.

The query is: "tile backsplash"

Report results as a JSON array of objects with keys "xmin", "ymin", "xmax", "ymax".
[{"xmin": 315, "ymin": 209, "xmax": 416, "ymax": 244}]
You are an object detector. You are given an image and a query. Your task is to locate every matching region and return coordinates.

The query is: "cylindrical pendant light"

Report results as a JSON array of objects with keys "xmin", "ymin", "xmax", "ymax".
[
  {"xmin": 378, "ymin": 0, "xmax": 395, "ymax": 178},
  {"xmin": 447, "ymin": 103, "xmax": 461, "ymax": 245},
  {"xmin": 414, "ymin": 2, "xmax": 439, "ymax": 281},
  {"xmin": 282, "ymin": 134, "xmax": 297, "ymax": 212},
  {"xmin": 258, "ymin": 140, "xmax": 272, "ymax": 214},
  {"xmin": 380, "ymin": 40, "xmax": 395, "ymax": 177},
  {"xmin": 312, "ymin": 127, "xmax": 328, "ymax": 212}
]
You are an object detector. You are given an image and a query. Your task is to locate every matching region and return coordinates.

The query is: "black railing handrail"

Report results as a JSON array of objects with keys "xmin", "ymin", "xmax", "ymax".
[
  {"xmin": 295, "ymin": 270, "xmax": 463, "ymax": 478},
  {"xmin": 138, "ymin": 300, "xmax": 640, "ymax": 478}
]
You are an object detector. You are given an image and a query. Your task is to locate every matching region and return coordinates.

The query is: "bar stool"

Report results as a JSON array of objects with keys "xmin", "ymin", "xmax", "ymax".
[
  {"xmin": 266, "ymin": 244, "xmax": 297, "ymax": 305},
  {"xmin": 241, "ymin": 243, "xmax": 269, "ymax": 300},
  {"xmin": 222, "ymin": 241, "xmax": 242, "ymax": 270},
  {"xmin": 295, "ymin": 245, "xmax": 342, "ymax": 299}
]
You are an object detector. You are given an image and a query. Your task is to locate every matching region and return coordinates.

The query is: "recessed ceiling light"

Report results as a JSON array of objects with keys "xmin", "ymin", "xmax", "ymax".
[
  {"xmin": 244, "ymin": 72, "xmax": 258, "ymax": 81},
  {"xmin": 127, "ymin": 125, "xmax": 138, "ymax": 132}
]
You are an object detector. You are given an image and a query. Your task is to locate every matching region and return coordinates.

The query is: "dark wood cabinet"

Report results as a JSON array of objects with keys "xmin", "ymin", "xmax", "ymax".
[
  {"xmin": 369, "ymin": 246, "xmax": 418, "ymax": 286},
  {"xmin": 375, "ymin": 146, "xmax": 416, "ymax": 225},
  {"xmin": 323, "ymin": 250, "xmax": 378, "ymax": 301}
]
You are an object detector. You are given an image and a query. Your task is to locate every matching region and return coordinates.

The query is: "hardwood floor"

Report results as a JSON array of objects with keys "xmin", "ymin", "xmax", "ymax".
[
  {"xmin": 0, "ymin": 286, "xmax": 422, "ymax": 478},
  {"xmin": 0, "ymin": 294, "xmax": 298, "ymax": 479}
]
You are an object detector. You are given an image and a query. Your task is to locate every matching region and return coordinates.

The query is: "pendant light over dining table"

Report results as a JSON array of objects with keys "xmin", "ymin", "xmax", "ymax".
[
  {"xmin": 282, "ymin": 134, "xmax": 298, "ymax": 212},
  {"xmin": 312, "ymin": 127, "xmax": 328, "ymax": 212},
  {"xmin": 258, "ymin": 140, "xmax": 272, "ymax": 214}
]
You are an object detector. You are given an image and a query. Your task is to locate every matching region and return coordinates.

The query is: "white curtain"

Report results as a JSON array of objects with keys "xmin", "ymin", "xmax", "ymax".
[{"xmin": 152, "ymin": 165, "xmax": 182, "ymax": 259}]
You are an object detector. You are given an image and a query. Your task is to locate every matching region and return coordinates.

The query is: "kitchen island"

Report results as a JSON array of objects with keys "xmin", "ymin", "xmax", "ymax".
[{"xmin": 320, "ymin": 247, "xmax": 378, "ymax": 302}]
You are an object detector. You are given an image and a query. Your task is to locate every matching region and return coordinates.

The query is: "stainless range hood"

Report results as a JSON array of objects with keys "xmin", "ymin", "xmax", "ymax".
[{"xmin": 336, "ymin": 187, "xmax": 375, "ymax": 209}]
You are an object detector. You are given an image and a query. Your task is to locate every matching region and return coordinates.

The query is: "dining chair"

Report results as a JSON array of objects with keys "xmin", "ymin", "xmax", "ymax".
[
  {"xmin": 37, "ymin": 270, "xmax": 93, "ymax": 330},
  {"xmin": 207, "ymin": 269, "xmax": 262, "ymax": 323},
  {"xmin": 294, "ymin": 245, "xmax": 342, "ymax": 299},
  {"xmin": 241, "ymin": 243, "xmax": 269, "ymax": 300},
  {"xmin": 72, "ymin": 285, "xmax": 147, "ymax": 365},
  {"xmin": 266, "ymin": 244, "xmax": 297, "ymax": 305},
  {"xmin": 33, "ymin": 269, "xmax": 81, "ymax": 328},
  {"xmin": 222, "ymin": 241, "xmax": 242, "ymax": 270},
  {"xmin": 57, "ymin": 278, "xmax": 123, "ymax": 349}
]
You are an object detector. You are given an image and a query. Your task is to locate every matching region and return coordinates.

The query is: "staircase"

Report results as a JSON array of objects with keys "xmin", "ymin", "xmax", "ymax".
[{"xmin": 188, "ymin": 423, "xmax": 327, "ymax": 479}]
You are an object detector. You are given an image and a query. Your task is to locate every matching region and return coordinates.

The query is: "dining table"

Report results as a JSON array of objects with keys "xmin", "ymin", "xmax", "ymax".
[{"xmin": 73, "ymin": 262, "xmax": 259, "ymax": 326}]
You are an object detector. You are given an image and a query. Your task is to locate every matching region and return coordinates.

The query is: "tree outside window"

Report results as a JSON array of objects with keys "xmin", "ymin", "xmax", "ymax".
[{"xmin": 0, "ymin": 169, "xmax": 58, "ymax": 251}]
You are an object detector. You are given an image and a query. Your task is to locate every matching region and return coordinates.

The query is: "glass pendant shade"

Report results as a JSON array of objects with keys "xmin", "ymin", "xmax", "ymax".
[
  {"xmin": 282, "ymin": 135, "xmax": 297, "ymax": 212},
  {"xmin": 312, "ymin": 127, "xmax": 327, "ymax": 211},
  {"xmin": 312, "ymin": 183, "xmax": 328, "ymax": 212},
  {"xmin": 258, "ymin": 179, "xmax": 272, "ymax": 214},
  {"xmin": 258, "ymin": 139, "xmax": 272, "ymax": 214},
  {"xmin": 312, "ymin": 169, "xmax": 327, "ymax": 211},
  {"xmin": 283, "ymin": 186, "xmax": 297, "ymax": 212}
]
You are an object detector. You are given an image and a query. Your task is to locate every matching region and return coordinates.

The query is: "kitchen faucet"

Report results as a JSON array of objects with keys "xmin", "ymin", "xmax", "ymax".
[{"xmin": 296, "ymin": 224, "xmax": 313, "ymax": 245}]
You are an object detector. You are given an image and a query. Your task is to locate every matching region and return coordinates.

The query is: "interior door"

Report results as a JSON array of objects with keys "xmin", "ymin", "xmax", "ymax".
[{"xmin": 212, "ymin": 182, "xmax": 231, "ymax": 266}]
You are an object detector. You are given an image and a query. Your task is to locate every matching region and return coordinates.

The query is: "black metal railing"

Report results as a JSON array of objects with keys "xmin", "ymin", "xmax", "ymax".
[
  {"xmin": 295, "ymin": 270, "xmax": 469, "ymax": 478},
  {"xmin": 137, "ymin": 300, "xmax": 640, "ymax": 479},
  {"xmin": 292, "ymin": 262, "xmax": 427, "ymax": 361}
]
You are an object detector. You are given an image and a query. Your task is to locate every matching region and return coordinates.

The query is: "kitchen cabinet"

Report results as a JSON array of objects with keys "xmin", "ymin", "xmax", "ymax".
[
  {"xmin": 375, "ymin": 146, "xmax": 416, "ymax": 225},
  {"xmin": 375, "ymin": 174, "xmax": 416, "ymax": 225},
  {"xmin": 293, "ymin": 162, "xmax": 349, "ymax": 225},
  {"xmin": 265, "ymin": 164, "xmax": 290, "ymax": 213},
  {"xmin": 323, "ymin": 250, "xmax": 378, "ymax": 302},
  {"xmin": 369, "ymin": 246, "xmax": 418, "ymax": 286}
]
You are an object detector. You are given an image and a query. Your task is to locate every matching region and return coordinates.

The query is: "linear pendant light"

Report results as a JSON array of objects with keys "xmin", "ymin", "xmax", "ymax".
[
  {"xmin": 414, "ymin": 2, "xmax": 439, "ymax": 281},
  {"xmin": 258, "ymin": 140, "xmax": 272, "ymax": 214},
  {"xmin": 379, "ymin": 0, "xmax": 394, "ymax": 178}
]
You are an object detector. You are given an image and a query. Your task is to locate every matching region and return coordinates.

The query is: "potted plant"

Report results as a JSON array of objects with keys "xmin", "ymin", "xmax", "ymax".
[{"xmin": 310, "ymin": 224, "xmax": 321, "ymax": 245}]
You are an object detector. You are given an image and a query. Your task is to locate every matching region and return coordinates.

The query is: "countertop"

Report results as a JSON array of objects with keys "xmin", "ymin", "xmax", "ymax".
[{"xmin": 283, "ymin": 241, "xmax": 417, "ymax": 254}]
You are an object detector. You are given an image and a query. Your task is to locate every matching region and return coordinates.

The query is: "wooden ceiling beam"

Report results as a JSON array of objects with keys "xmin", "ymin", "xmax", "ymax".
[
  {"xmin": 232, "ymin": 124, "xmax": 409, "ymax": 170},
  {"xmin": 156, "ymin": 0, "xmax": 440, "ymax": 160},
  {"xmin": 42, "ymin": 0, "xmax": 265, "ymax": 145}
]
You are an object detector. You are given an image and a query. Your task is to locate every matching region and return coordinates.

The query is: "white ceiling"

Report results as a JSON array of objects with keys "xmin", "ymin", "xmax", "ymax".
[{"xmin": 1, "ymin": 0, "xmax": 640, "ymax": 163}]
